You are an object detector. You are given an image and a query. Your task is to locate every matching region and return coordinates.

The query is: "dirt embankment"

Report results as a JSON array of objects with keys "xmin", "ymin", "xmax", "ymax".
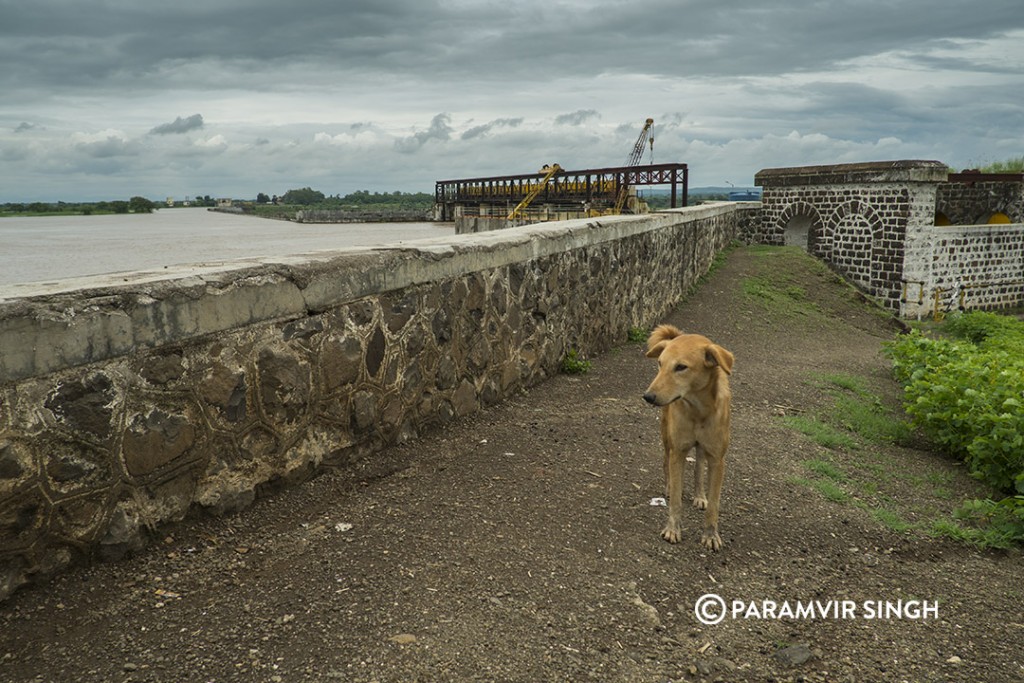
[{"xmin": 1, "ymin": 245, "xmax": 1021, "ymax": 682}]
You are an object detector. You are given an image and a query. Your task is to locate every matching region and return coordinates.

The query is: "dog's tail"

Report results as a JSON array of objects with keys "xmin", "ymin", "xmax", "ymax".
[{"xmin": 646, "ymin": 324, "xmax": 683, "ymax": 354}]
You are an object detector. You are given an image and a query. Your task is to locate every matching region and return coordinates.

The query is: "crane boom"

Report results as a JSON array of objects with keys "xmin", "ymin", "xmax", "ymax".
[
  {"xmin": 614, "ymin": 118, "xmax": 654, "ymax": 213},
  {"xmin": 626, "ymin": 118, "xmax": 654, "ymax": 167},
  {"xmin": 507, "ymin": 164, "xmax": 562, "ymax": 220}
]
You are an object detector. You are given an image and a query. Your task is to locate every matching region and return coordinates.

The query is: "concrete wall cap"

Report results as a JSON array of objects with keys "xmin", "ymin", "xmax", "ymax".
[{"xmin": 755, "ymin": 160, "xmax": 949, "ymax": 187}]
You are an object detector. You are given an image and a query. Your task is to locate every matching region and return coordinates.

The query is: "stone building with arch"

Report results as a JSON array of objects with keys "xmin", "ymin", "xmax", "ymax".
[{"xmin": 751, "ymin": 160, "xmax": 1024, "ymax": 318}]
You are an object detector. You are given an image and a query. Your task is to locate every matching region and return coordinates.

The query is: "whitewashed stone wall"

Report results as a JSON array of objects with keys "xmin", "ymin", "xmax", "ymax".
[{"xmin": 903, "ymin": 223, "xmax": 1024, "ymax": 316}]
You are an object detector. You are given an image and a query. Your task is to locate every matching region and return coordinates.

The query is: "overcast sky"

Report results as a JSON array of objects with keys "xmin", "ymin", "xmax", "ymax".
[{"xmin": 2, "ymin": 0, "xmax": 1023, "ymax": 202}]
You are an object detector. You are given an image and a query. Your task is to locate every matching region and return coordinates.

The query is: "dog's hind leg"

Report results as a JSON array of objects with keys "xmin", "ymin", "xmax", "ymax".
[
  {"xmin": 700, "ymin": 450, "xmax": 726, "ymax": 551},
  {"xmin": 692, "ymin": 445, "xmax": 708, "ymax": 510}
]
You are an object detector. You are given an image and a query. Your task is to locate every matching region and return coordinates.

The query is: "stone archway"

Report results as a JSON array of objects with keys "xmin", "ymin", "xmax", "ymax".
[
  {"xmin": 776, "ymin": 202, "xmax": 821, "ymax": 251},
  {"xmin": 784, "ymin": 214, "xmax": 813, "ymax": 248}
]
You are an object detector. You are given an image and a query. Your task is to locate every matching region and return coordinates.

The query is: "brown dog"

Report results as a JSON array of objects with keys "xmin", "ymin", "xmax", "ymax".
[{"xmin": 642, "ymin": 325, "xmax": 734, "ymax": 550}]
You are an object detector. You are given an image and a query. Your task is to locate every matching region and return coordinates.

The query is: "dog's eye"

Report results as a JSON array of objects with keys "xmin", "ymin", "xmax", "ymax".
[{"xmin": 674, "ymin": 363, "xmax": 688, "ymax": 372}]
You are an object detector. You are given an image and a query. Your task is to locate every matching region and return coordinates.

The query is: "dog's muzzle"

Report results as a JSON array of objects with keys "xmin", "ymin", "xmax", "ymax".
[{"xmin": 642, "ymin": 392, "xmax": 659, "ymax": 405}]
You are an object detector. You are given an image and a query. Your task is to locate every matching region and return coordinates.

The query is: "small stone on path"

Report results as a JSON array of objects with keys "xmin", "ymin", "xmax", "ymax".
[{"xmin": 773, "ymin": 643, "xmax": 815, "ymax": 667}]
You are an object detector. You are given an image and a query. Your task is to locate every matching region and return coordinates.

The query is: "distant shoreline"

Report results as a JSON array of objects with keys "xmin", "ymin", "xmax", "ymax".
[{"xmin": 213, "ymin": 206, "xmax": 435, "ymax": 223}]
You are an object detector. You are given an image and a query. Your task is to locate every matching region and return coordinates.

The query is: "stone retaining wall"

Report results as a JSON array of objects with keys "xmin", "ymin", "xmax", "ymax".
[{"xmin": 0, "ymin": 205, "xmax": 740, "ymax": 600}]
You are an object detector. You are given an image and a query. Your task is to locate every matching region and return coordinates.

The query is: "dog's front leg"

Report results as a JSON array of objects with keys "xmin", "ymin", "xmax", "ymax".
[
  {"xmin": 692, "ymin": 445, "xmax": 708, "ymax": 510},
  {"xmin": 701, "ymin": 452, "xmax": 726, "ymax": 551},
  {"xmin": 661, "ymin": 445, "xmax": 686, "ymax": 543}
]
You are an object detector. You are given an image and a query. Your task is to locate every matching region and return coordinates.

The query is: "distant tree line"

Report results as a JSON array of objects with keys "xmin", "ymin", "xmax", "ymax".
[
  {"xmin": 249, "ymin": 188, "xmax": 434, "ymax": 221},
  {"xmin": 255, "ymin": 187, "xmax": 433, "ymax": 208},
  {"xmin": 1, "ymin": 197, "xmax": 158, "ymax": 216}
]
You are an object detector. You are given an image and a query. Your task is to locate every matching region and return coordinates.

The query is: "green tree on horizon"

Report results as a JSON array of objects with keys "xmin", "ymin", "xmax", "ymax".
[
  {"xmin": 281, "ymin": 187, "xmax": 326, "ymax": 205},
  {"xmin": 129, "ymin": 196, "xmax": 157, "ymax": 213}
]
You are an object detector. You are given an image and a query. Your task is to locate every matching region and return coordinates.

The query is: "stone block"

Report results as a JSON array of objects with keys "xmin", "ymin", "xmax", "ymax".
[{"xmin": 122, "ymin": 408, "xmax": 197, "ymax": 478}]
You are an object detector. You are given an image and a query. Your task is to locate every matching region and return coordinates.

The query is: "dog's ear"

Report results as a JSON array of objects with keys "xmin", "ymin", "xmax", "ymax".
[
  {"xmin": 645, "ymin": 340, "xmax": 669, "ymax": 359},
  {"xmin": 704, "ymin": 344, "xmax": 735, "ymax": 375},
  {"xmin": 647, "ymin": 324, "xmax": 683, "ymax": 347}
]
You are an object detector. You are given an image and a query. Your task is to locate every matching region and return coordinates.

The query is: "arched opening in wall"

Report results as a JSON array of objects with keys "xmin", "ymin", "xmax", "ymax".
[
  {"xmin": 784, "ymin": 214, "xmax": 813, "ymax": 249},
  {"xmin": 934, "ymin": 212, "xmax": 951, "ymax": 226},
  {"xmin": 979, "ymin": 211, "xmax": 1011, "ymax": 224}
]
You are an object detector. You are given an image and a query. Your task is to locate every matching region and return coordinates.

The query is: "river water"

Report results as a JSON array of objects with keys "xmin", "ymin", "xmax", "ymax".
[{"xmin": 0, "ymin": 208, "xmax": 455, "ymax": 287}]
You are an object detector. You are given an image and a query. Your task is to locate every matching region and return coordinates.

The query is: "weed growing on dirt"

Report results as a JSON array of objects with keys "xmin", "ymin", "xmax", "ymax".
[
  {"xmin": 832, "ymin": 394, "xmax": 916, "ymax": 447},
  {"xmin": 782, "ymin": 415, "xmax": 858, "ymax": 450},
  {"xmin": 782, "ymin": 371, "xmax": 972, "ymax": 539},
  {"xmin": 784, "ymin": 360, "xmax": 1024, "ymax": 549},
  {"xmin": 804, "ymin": 373, "xmax": 916, "ymax": 447},
  {"xmin": 871, "ymin": 506, "xmax": 914, "ymax": 533},
  {"xmin": 803, "ymin": 458, "xmax": 847, "ymax": 482},
  {"xmin": 814, "ymin": 372, "xmax": 871, "ymax": 396},
  {"xmin": 627, "ymin": 327, "xmax": 648, "ymax": 343},
  {"xmin": 790, "ymin": 475, "xmax": 850, "ymax": 503},
  {"xmin": 560, "ymin": 348, "xmax": 592, "ymax": 375}
]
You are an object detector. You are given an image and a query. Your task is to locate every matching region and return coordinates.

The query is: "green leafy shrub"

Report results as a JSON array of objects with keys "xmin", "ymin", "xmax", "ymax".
[
  {"xmin": 953, "ymin": 496, "xmax": 1024, "ymax": 549},
  {"xmin": 888, "ymin": 317, "xmax": 1024, "ymax": 493},
  {"xmin": 887, "ymin": 312, "xmax": 1024, "ymax": 545}
]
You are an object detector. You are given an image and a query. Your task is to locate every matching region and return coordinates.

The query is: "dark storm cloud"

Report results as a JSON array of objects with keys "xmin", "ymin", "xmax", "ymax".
[
  {"xmin": 555, "ymin": 110, "xmax": 600, "ymax": 126},
  {"xmin": 2, "ymin": 0, "xmax": 1022, "ymax": 93},
  {"xmin": 1, "ymin": 0, "xmax": 1022, "ymax": 201},
  {"xmin": 73, "ymin": 134, "xmax": 139, "ymax": 159},
  {"xmin": 461, "ymin": 118, "xmax": 524, "ymax": 141},
  {"xmin": 150, "ymin": 114, "xmax": 205, "ymax": 135},
  {"xmin": 394, "ymin": 113, "xmax": 453, "ymax": 153}
]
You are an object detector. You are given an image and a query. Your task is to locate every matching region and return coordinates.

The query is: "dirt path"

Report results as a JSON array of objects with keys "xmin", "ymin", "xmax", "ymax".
[{"xmin": 2, "ymin": 246, "xmax": 1021, "ymax": 682}]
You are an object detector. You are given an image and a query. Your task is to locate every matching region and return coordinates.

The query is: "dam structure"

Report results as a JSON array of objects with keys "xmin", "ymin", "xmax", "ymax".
[
  {"xmin": 2, "ymin": 158, "xmax": 1023, "ymax": 599},
  {"xmin": 0, "ymin": 203, "xmax": 739, "ymax": 600}
]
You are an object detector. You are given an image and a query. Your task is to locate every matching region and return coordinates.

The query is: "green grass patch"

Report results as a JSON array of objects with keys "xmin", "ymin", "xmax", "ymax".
[
  {"xmin": 783, "ymin": 415, "xmax": 858, "ymax": 450},
  {"xmin": 795, "ymin": 459, "xmax": 854, "ymax": 505},
  {"xmin": 741, "ymin": 275, "xmax": 822, "ymax": 318},
  {"xmin": 832, "ymin": 394, "xmax": 915, "ymax": 447},
  {"xmin": 871, "ymin": 507, "xmax": 914, "ymax": 533},
  {"xmin": 803, "ymin": 458, "xmax": 847, "ymax": 482},
  {"xmin": 814, "ymin": 372, "xmax": 872, "ymax": 396},
  {"xmin": 791, "ymin": 475, "xmax": 850, "ymax": 504},
  {"xmin": 780, "ymin": 369, "xmax": 981, "ymax": 541},
  {"xmin": 681, "ymin": 241, "xmax": 739, "ymax": 302}
]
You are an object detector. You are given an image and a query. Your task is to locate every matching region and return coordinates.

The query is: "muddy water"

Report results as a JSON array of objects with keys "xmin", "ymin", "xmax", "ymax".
[{"xmin": 0, "ymin": 208, "xmax": 454, "ymax": 286}]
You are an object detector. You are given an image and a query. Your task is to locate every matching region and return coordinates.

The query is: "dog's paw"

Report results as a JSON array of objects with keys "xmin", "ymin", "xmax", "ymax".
[
  {"xmin": 692, "ymin": 495, "xmax": 707, "ymax": 510},
  {"xmin": 700, "ymin": 528, "xmax": 723, "ymax": 551},
  {"xmin": 661, "ymin": 520, "xmax": 683, "ymax": 544}
]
